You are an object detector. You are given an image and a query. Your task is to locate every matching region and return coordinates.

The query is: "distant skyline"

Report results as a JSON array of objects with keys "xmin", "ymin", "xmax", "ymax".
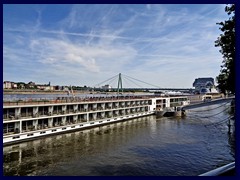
[{"xmin": 3, "ymin": 4, "xmax": 228, "ymax": 88}]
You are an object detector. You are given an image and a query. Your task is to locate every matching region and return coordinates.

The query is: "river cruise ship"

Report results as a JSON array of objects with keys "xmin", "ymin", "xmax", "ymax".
[{"xmin": 3, "ymin": 95, "xmax": 189, "ymax": 145}]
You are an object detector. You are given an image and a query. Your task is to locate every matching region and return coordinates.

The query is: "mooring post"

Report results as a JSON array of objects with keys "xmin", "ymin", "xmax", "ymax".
[
  {"xmin": 230, "ymin": 99, "xmax": 235, "ymax": 114},
  {"xmin": 181, "ymin": 109, "xmax": 186, "ymax": 117},
  {"xmin": 228, "ymin": 119, "xmax": 231, "ymax": 134}
]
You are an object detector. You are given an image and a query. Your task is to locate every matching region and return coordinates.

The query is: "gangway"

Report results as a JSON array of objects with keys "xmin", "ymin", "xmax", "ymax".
[{"xmin": 182, "ymin": 97, "xmax": 235, "ymax": 111}]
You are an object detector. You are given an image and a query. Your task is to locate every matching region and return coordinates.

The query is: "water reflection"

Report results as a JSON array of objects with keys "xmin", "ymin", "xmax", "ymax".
[{"xmin": 3, "ymin": 106, "xmax": 235, "ymax": 176}]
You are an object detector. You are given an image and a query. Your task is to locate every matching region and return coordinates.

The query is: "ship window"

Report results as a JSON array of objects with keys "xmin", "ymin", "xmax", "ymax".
[{"xmin": 3, "ymin": 122, "xmax": 15, "ymax": 134}]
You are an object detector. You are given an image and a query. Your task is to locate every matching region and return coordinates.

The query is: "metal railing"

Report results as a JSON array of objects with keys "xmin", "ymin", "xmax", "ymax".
[{"xmin": 199, "ymin": 162, "xmax": 235, "ymax": 176}]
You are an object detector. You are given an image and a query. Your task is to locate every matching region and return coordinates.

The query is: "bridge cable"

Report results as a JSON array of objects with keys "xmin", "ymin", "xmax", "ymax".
[
  {"xmin": 121, "ymin": 77, "xmax": 134, "ymax": 89},
  {"xmin": 123, "ymin": 76, "xmax": 145, "ymax": 88},
  {"xmin": 107, "ymin": 76, "xmax": 119, "ymax": 87},
  {"xmin": 122, "ymin": 73, "xmax": 161, "ymax": 88},
  {"xmin": 93, "ymin": 74, "xmax": 119, "ymax": 87}
]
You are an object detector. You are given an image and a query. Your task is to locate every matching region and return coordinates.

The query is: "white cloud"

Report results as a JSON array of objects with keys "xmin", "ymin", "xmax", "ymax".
[{"xmin": 3, "ymin": 4, "xmax": 227, "ymax": 87}]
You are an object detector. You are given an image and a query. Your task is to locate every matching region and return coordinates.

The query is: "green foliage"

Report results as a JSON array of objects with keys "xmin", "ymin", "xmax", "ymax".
[{"xmin": 215, "ymin": 4, "xmax": 235, "ymax": 94}]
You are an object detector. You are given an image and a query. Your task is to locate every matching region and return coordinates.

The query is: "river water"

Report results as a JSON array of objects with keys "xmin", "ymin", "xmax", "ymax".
[
  {"xmin": 3, "ymin": 101, "xmax": 235, "ymax": 176},
  {"xmin": 3, "ymin": 93, "xmax": 152, "ymax": 101}
]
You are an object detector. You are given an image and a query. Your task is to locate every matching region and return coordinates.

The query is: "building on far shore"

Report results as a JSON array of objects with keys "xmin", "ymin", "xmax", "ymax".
[
  {"xmin": 102, "ymin": 84, "xmax": 112, "ymax": 91},
  {"xmin": 193, "ymin": 77, "xmax": 218, "ymax": 94},
  {"xmin": 3, "ymin": 81, "xmax": 17, "ymax": 89},
  {"xmin": 3, "ymin": 81, "xmax": 11, "ymax": 89},
  {"xmin": 3, "ymin": 81, "xmax": 56, "ymax": 91}
]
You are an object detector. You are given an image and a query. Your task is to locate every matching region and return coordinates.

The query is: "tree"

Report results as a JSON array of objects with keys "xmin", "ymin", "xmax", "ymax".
[{"xmin": 215, "ymin": 4, "xmax": 235, "ymax": 94}]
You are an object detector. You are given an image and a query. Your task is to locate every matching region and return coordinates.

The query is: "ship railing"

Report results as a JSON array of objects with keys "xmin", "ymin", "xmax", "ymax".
[
  {"xmin": 3, "ymin": 127, "xmax": 16, "ymax": 135},
  {"xmin": 19, "ymin": 112, "xmax": 33, "ymax": 119},
  {"xmin": 53, "ymin": 110, "xmax": 61, "ymax": 114},
  {"xmin": 22, "ymin": 125, "xmax": 36, "ymax": 132},
  {"xmin": 66, "ymin": 109, "xmax": 74, "ymax": 113},
  {"xmin": 3, "ymin": 114, "xmax": 15, "ymax": 120},
  {"xmin": 3, "ymin": 96, "xmax": 154, "ymax": 107}
]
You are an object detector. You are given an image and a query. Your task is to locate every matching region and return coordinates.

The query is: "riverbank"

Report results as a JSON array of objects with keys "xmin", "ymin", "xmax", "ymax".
[
  {"xmin": 3, "ymin": 90, "xmax": 149, "ymax": 95},
  {"xmin": 4, "ymin": 90, "xmax": 92, "ymax": 95}
]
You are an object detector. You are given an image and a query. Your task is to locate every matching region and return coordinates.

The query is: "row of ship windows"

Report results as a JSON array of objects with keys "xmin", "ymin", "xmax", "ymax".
[
  {"xmin": 8, "ymin": 114, "xmax": 144, "ymax": 140},
  {"xmin": 3, "ymin": 107, "xmax": 148, "ymax": 120},
  {"xmin": 3, "ymin": 109, "xmax": 149, "ymax": 133},
  {"xmin": 4, "ymin": 101, "xmax": 150, "ymax": 110}
]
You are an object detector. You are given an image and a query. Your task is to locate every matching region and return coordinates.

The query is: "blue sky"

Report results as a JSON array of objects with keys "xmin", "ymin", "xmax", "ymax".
[{"xmin": 3, "ymin": 4, "xmax": 228, "ymax": 88}]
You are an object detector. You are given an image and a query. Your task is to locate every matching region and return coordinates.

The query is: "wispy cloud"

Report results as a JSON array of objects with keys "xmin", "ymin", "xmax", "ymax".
[{"xmin": 3, "ymin": 4, "xmax": 227, "ymax": 87}]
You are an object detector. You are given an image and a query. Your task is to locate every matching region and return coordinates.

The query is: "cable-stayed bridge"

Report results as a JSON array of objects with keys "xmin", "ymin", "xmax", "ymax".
[
  {"xmin": 93, "ymin": 73, "xmax": 193, "ymax": 93},
  {"xmin": 92, "ymin": 73, "xmax": 235, "ymax": 113}
]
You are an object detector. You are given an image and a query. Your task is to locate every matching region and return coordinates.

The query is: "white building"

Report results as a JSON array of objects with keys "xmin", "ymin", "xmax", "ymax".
[
  {"xmin": 102, "ymin": 84, "xmax": 112, "ymax": 91},
  {"xmin": 3, "ymin": 81, "xmax": 12, "ymax": 89}
]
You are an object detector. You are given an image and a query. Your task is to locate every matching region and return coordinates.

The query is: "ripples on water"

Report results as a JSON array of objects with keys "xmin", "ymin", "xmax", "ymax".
[{"xmin": 3, "ymin": 104, "xmax": 235, "ymax": 176}]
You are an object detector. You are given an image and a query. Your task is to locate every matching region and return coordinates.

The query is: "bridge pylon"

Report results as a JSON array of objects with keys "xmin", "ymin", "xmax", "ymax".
[{"xmin": 117, "ymin": 73, "xmax": 123, "ymax": 94}]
